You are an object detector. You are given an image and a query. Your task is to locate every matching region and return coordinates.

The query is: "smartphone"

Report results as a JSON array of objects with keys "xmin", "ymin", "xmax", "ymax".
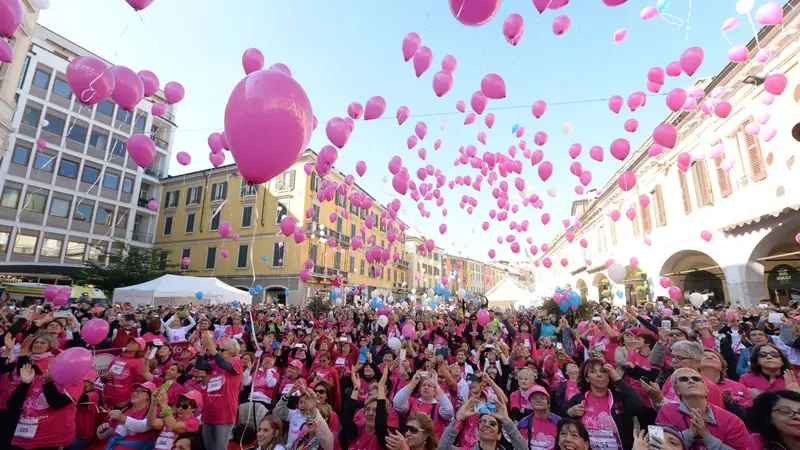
[
  {"xmin": 466, "ymin": 373, "xmax": 480, "ymax": 383},
  {"xmin": 769, "ymin": 312, "xmax": 784, "ymax": 324},
  {"xmin": 648, "ymin": 425, "xmax": 664, "ymax": 443},
  {"xmin": 485, "ymin": 344, "xmax": 494, "ymax": 349},
  {"xmin": 662, "ymin": 320, "xmax": 672, "ymax": 331},
  {"xmin": 419, "ymin": 371, "xmax": 430, "ymax": 378},
  {"xmin": 399, "ymin": 349, "xmax": 406, "ymax": 360},
  {"xmin": 476, "ymin": 401, "xmax": 497, "ymax": 414},
  {"xmin": 339, "ymin": 337, "xmax": 347, "ymax": 342},
  {"xmin": 53, "ymin": 311, "xmax": 70, "ymax": 318},
  {"xmin": 592, "ymin": 316, "xmax": 601, "ymax": 323},
  {"xmin": 427, "ymin": 344, "xmax": 434, "ymax": 351},
  {"xmin": 435, "ymin": 348, "xmax": 449, "ymax": 359},
  {"xmin": 148, "ymin": 347, "xmax": 158, "ymax": 360},
  {"xmin": 556, "ymin": 343, "xmax": 563, "ymax": 350}
]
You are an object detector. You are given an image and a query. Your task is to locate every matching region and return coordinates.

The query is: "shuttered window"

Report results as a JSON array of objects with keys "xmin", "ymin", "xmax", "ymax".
[
  {"xmin": 690, "ymin": 160, "xmax": 713, "ymax": 208},
  {"xmin": 713, "ymin": 140, "xmax": 732, "ymax": 198},
  {"xmin": 678, "ymin": 170, "xmax": 692, "ymax": 215},
  {"xmin": 742, "ymin": 118, "xmax": 767, "ymax": 182},
  {"xmin": 610, "ymin": 221, "xmax": 618, "ymax": 246},
  {"xmin": 632, "ymin": 209, "xmax": 641, "ymax": 238},
  {"xmin": 641, "ymin": 202, "xmax": 652, "ymax": 235},
  {"xmin": 653, "ymin": 185, "xmax": 667, "ymax": 227}
]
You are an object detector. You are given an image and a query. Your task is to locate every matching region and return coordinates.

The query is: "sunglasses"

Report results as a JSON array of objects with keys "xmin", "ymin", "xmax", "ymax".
[
  {"xmin": 759, "ymin": 351, "xmax": 781, "ymax": 359},
  {"xmin": 676, "ymin": 376, "xmax": 703, "ymax": 383},
  {"xmin": 314, "ymin": 389, "xmax": 327, "ymax": 395},
  {"xmin": 406, "ymin": 425, "xmax": 422, "ymax": 434},
  {"xmin": 479, "ymin": 417, "xmax": 498, "ymax": 427},
  {"xmin": 177, "ymin": 402, "xmax": 194, "ymax": 409}
]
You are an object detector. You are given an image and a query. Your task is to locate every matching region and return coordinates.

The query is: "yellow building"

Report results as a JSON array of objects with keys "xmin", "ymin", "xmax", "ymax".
[
  {"xmin": 154, "ymin": 150, "xmax": 408, "ymax": 305},
  {"xmin": 444, "ymin": 254, "xmax": 472, "ymax": 293}
]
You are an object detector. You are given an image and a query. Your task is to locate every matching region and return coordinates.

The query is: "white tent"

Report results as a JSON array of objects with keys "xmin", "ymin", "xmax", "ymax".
[
  {"xmin": 485, "ymin": 277, "xmax": 539, "ymax": 309},
  {"xmin": 112, "ymin": 274, "xmax": 251, "ymax": 306}
]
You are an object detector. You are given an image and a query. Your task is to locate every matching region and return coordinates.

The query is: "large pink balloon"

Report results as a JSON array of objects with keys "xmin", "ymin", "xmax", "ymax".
[
  {"xmin": 679, "ymin": 47, "xmax": 704, "ymax": 76},
  {"xmin": 764, "ymin": 74, "xmax": 787, "ymax": 96},
  {"xmin": 110, "ymin": 66, "xmax": 144, "ymax": 112},
  {"xmin": 432, "ymin": 71, "xmax": 453, "ymax": 97},
  {"xmin": 480, "ymin": 73, "xmax": 506, "ymax": 99},
  {"xmin": 125, "ymin": 0, "xmax": 153, "ymax": 10},
  {"xmin": 402, "ymin": 32, "xmax": 421, "ymax": 62},
  {"xmin": 127, "ymin": 134, "xmax": 156, "ymax": 168},
  {"xmin": 0, "ymin": 0, "xmax": 23, "ymax": 38},
  {"xmin": 66, "ymin": 56, "xmax": 115, "ymax": 106},
  {"xmin": 151, "ymin": 103, "xmax": 166, "ymax": 116},
  {"xmin": 755, "ymin": 2, "xmax": 783, "ymax": 25},
  {"xmin": 81, "ymin": 318, "xmax": 110, "ymax": 346},
  {"xmin": 603, "ymin": 0, "xmax": 628, "ymax": 5},
  {"xmin": 448, "ymin": 0, "xmax": 501, "ymax": 26},
  {"xmin": 137, "ymin": 70, "xmax": 159, "ymax": 97},
  {"xmin": 50, "ymin": 347, "xmax": 93, "ymax": 386},
  {"xmin": 242, "ymin": 48, "xmax": 265, "ymax": 75},
  {"xmin": 618, "ymin": 171, "xmax": 637, "ymax": 191},
  {"xmin": 0, "ymin": 38, "xmax": 11, "ymax": 63},
  {"xmin": 326, "ymin": 117, "xmax": 350, "ymax": 148},
  {"xmin": 653, "ymin": 123, "xmax": 677, "ymax": 148},
  {"xmin": 364, "ymin": 96, "xmax": 386, "ymax": 120},
  {"xmin": 413, "ymin": 46, "xmax": 433, "ymax": 77},
  {"xmin": 164, "ymin": 81, "xmax": 185, "ymax": 104},
  {"xmin": 502, "ymin": 13, "xmax": 524, "ymax": 45},
  {"xmin": 224, "ymin": 70, "xmax": 313, "ymax": 184}
]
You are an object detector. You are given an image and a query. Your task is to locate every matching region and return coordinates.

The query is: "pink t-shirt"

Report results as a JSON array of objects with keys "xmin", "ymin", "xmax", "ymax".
[
  {"xmin": 662, "ymin": 373, "xmax": 724, "ymax": 408},
  {"xmin": 103, "ymin": 354, "xmax": 145, "ymax": 407},
  {"xmin": 201, "ymin": 356, "xmax": 243, "ymax": 425},
  {"xmin": 153, "ymin": 416, "xmax": 200, "ymax": 450},
  {"xmin": 581, "ymin": 391, "xmax": 622, "ymax": 450},
  {"xmin": 519, "ymin": 417, "xmax": 558, "ymax": 450},
  {"xmin": 11, "ymin": 378, "xmax": 83, "ymax": 449},
  {"xmin": 739, "ymin": 373, "xmax": 787, "ymax": 392},
  {"xmin": 655, "ymin": 403, "xmax": 748, "ymax": 450},
  {"xmin": 717, "ymin": 378, "xmax": 753, "ymax": 408},
  {"xmin": 408, "ymin": 399, "xmax": 449, "ymax": 437}
]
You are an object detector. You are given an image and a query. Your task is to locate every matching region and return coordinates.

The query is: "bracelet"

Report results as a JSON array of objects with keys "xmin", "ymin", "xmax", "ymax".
[{"xmin": 159, "ymin": 407, "xmax": 173, "ymax": 418}]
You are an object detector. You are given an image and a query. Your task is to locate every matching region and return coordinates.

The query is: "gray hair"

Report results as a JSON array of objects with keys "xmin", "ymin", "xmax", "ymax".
[
  {"xmin": 670, "ymin": 341, "xmax": 704, "ymax": 360},
  {"xmin": 670, "ymin": 367, "xmax": 707, "ymax": 395},
  {"xmin": 220, "ymin": 339, "xmax": 241, "ymax": 357}
]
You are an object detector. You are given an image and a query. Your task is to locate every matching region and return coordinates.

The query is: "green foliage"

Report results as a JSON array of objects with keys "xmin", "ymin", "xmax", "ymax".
[
  {"xmin": 541, "ymin": 298, "xmax": 592, "ymax": 325},
  {"xmin": 76, "ymin": 241, "xmax": 179, "ymax": 296},
  {"xmin": 306, "ymin": 294, "xmax": 332, "ymax": 316}
]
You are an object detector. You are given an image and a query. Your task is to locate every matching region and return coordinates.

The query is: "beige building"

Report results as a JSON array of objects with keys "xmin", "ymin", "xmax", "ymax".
[{"xmin": 0, "ymin": 0, "xmax": 39, "ymax": 158}]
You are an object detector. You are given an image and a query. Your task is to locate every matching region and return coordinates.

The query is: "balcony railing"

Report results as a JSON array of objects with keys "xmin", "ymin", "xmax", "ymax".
[
  {"xmin": 137, "ymin": 196, "xmax": 155, "ymax": 208},
  {"xmin": 154, "ymin": 137, "xmax": 169, "ymax": 150},
  {"xmin": 131, "ymin": 231, "xmax": 154, "ymax": 244},
  {"xmin": 311, "ymin": 265, "xmax": 348, "ymax": 280},
  {"xmin": 144, "ymin": 167, "xmax": 164, "ymax": 179},
  {"xmin": 162, "ymin": 110, "xmax": 177, "ymax": 125},
  {"xmin": 396, "ymin": 259, "xmax": 409, "ymax": 269},
  {"xmin": 305, "ymin": 222, "xmax": 351, "ymax": 247}
]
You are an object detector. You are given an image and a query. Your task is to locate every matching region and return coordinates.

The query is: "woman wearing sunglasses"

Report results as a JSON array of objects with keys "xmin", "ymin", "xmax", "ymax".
[
  {"xmin": 746, "ymin": 390, "xmax": 800, "ymax": 450},
  {"xmin": 385, "ymin": 413, "xmax": 438, "ymax": 450},
  {"xmin": 740, "ymin": 343, "xmax": 796, "ymax": 397},
  {"xmin": 146, "ymin": 389, "xmax": 202, "ymax": 450},
  {"xmin": 439, "ymin": 394, "xmax": 527, "ymax": 450},
  {"xmin": 655, "ymin": 368, "xmax": 748, "ymax": 450}
]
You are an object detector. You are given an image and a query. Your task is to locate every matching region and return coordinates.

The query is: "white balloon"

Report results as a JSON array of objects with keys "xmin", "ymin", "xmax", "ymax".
[
  {"xmin": 388, "ymin": 337, "xmax": 401, "ymax": 350},
  {"xmin": 735, "ymin": 0, "xmax": 754, "ymax": 14},
  {"xmin": 41, "ymin": 119, "xmax": 49, "ymax": 127},
  {"xmin": 562, "ymin": 122, "xmax": 572, "ymax": 134},
  {"xmin": 378, "ymin": 315, "xmax": 388, "ymax": 328},
  {"xmin": 31, "ymin": 0, "xmax": 50, "ymax": 9},
  {"xmin": 547, "ymin": 188, "xmax": 557, "ymax": 198},
  {"xmin": 457, "ymin": 288, "xmax": 466, "ymax": 299},
  {"xmin": 607, "ymin": 263, "xmax": 626, "ymax": 284},
  {"xmin": 411, "ymin": 288, "xmax": 417, "ymax": 294},
  {"xmin": 689, "ymin": 292, "xmax": 704, "ymax": 308},
  {"xmin": 370, "ymin": 290, "xmax": 378, "ymax": 299}
]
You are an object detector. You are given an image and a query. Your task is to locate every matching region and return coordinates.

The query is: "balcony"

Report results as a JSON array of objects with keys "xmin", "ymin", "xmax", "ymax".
[
  {"xmin": 131, "ymin": 230, "xmax": 154, "ymax": 244},
  {"xmin": 154, "ymin": 137, "xmax": 169, "ymax": 150},
  {"xmin": 137, "ymin": 195, "xmax": 155, "ymax": 208},
  {"xmin": 311, "ymin": 265, "xmax": 348, "ymax": 281},
  {"xmin": 396, "ymin": 259, "xmax": 409, "ymax": 269},
  {"xmin": 162, "ymin": 110, "xmax": 177, "ymax": 125},
  {"xmin": 144, "ymin": 167, "xmax": 164, "ymax": 179},
  {"xmin": 305, "ymin": 222, "xmax": 351, "ymax": 247}
]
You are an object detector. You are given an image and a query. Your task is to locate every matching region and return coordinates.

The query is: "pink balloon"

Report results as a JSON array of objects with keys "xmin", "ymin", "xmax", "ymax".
[
  {"xmin": 224, "ymin": 70, "xmax": 313, "ymax": 184},
  {"xmin": 0, "ymin": 0, "xmax": 22, "ymax": 38},
  {"xmin": 471, "ymin": 91, "xmax": 488, "ymax": 115},
  {"xmin": 538, "ymin": 161, "xmax": 553, "ymax": 182},
  {"xmin": 666, "ymin": 88, "xmax": 687, "ymax": 112},
  {"xmin": 755, "ymin": 2, "xmax": 783, "ymax": 25},
  {"xmin": 610, "ymin": 138, "xmax": 630, "ymax": 161},
  {"xmin": 448, "ymin": 0, "xmax": 502, "ymax": 26},
  {"xmin": 137, "ymin": 70, "xmax": 159, "ymax": 97},
  {"xmin": 241, "ymin": 48, "xmax": 265, "ymax": 75},
  {"xmin": 163, "ymin": 81, "xmax": 185, "ymax": 105},
  {"xmin": 402, "ymin": 32, "xmax": 421, "ymax": 62},
  {"xmin": 109, "ymin": 66, "xmax": 144, "ymax": 112},
  {"xmin": 413, "ymin": 46, "xmax": 433, "ymax": 77},
  {"xmin": 680, "ymin": 46, "xmax": 704, "ymax": 76},
  {"xmin": 480, "ymin": 73, "xmax": 506, "ymax": 99},
  {"xmin": 603, "ymin": 0, "xmax": 628, "ymax": 5},
  {"xmin": 665, "ymin": 61, "xmax": 682, "ymax": 77},
  {"xmin": 727, "ymin": 45, "xmax": 749, "ymax": 63},
  {"xmin": 568, "ymin": 143, "xmax": 582, "ymax": 159},
  {"xmin": 755, "ymin": 48, "xmax": 772, "ymax": 63},
  {"xmin": 414, "ymin": 122, "xmax": 427, "ymax": 140},
  {"xmin": 279, "ymin": 216, "xmax": 297, "ymax": 237},
  {"xmin": 484, "ymin": 113, "xmax": 495, "ymax": 129},
  {"xmin": 269, "ymin": 63, "xmax": 292, "ymax": 77},
  {"xmin": 208, "ymin": 132, "xmax": 223, "ymax": 153},
  {"xmin": 396, "ymin": 106, "xmax": 410, "ymax": 125},
  {"xmin": 218, "ymin": 221, "xmax": 232, "ymax": 238},
  {"xmin": 0, "ymin": 38, "xmax": 11, "ymax": 63},
  {"xmin": 126, "ymin": 134, "xmax": 156, "ymax": 168},
  {"xmin": 43, "ymin": 285, "xmax": 59, "ymax": 301},
  {"xmin": 364, "ymin": 96, "xmax": 386, "ymax": 120},
  {"xmin": 764, "ymin": 74, "xmax": 788, "ymax": 96},
  {"xmin": 125, "ymin": 0, "xmax": 153, "ymax": 10},
  {"xmin": 613, "ymin": 29, "xmax": 628, "ymax": 43},
  {"xmin": 618, "ymin": 171, "xmax": 637, "ymax": 191},
  {"xmin": 81, "ymin": 318, "xmax": 109, "ymax": 346},
  {"xmin": 503, "ymin": 13, "xmax": 524, "ymax": 45},
  {"xmin": 608, "ymin": 95, "xmax": 623, "ymax": 114},
  {"xmin": 407, "ymin": 135, "xmax": 418, "ymax": 149},
  {"xmin": 209, "ymin": 151, "xmax": 225, "ymax": 167},
  {"xmin": 533, "ymin": 0, "xmax": 549, "ymax": 13},
  {"xmin": 700, "ymin": 230, "xmax": 712, "ymax": 242},
  {"xmin": 442, "ymin": 55, "xmax": 458, "ymax": 73},
  {"xmin": 50, "ymin": 347, "xmax": 93, "ymax": 386},
  {"xmin": 347, "ymin": 102, "xmax": 364, "ymax": 119},
  {"xmin": 151, "ymin": 103, "xmax": 166, "ymax": 116},
  {"xmin": 653, "ymin": 123, "xmax": 677, "ymax": 148},
  {"xmin": 641, "ymin": 6, "xmax": 658, "ymax": 20},
  {"xmin": 66, "ymin": 56, "xmax": 115, "ymax": 106},
  {"xmin": 722, "ymin": 17, "xmax": 739, "ymax": 31},
  {"xmin": 355, "ymin": 160, "xmax": 367, "ymax": 177},
  {"xmin": 432, "ymin": 71, "xmax": 453, "ymax": 97},
  {"xmin": 181, "ymin": 257, "xmax": 191, "ymax": 267},
  {"xmin": 714, "ymin": 101, "xmax": 732, "ymax": 118},
  {"xmin": 176, "ymin": 151, "xmax": 191, "ymax": 166},
  {"xmin": 647, "ymin": 67, "xmax": 665, "ymax": 85},
  {"xmin": 624, "ymin": 119, "xmax": 639, "ymax": 133},
  {"xmin": 589, "ymin": 145, "xmax": 604, "ymax": 162},
  {"xmin": 146, "ymin": 199, "xmax": 159, "ymax": 212},
  {"xmin": 552, "ymin": 15, "xmax": 571, "ymax": 35},
  {"xmin": 531, "ymin": 100, "xmax": 547, "ymax": 118}
]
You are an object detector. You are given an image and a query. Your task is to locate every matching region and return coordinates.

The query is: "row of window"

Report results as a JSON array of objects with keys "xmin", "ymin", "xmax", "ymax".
[
  {"xmin": 0, "ymin": 185, "xmax": 121, "ymax": 226},
  {"xmin": 0, "ymin": 230, "xmax": 105, "ymax": 261},
  {"xmin": 9, "ymin": 142, "xmax": 136, "ymax": 192},
  {"xmin": 30, "ymin": 67, "xmax": 148, "ymax": 129},
  {"xmin": 184, "ymin": 241, "xmax": 285, "ymax": 271},
  {"xmin": 307, "ymin": 243, "xmax": 407, "ymax": 283},
  {"xmin": 163, "ymin": 204, "xmax": 256, "ymax": 236}
]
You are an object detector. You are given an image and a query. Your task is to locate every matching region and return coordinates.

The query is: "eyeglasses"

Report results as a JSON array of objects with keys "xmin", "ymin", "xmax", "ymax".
[
  {"xmin": 759, "ymin": 351, "xmax": 781, "ymax": 359},
  {"xmin": 669, "ymin": 332, "xmax": 684, "ymax": 337},
  {"xmin": 314, "ymin": 389, "xmax": 327, "ymax": 395},
  {"xmin": 479, "ymin": 417, "xmax": 498, "ymax": 427},
  {"xmin": 773, "ymin": 406, "xmax": 800, "ymax": 419},
  {"xmin": 406, "ymin": 425, "xmax": 422, "ymax": 434},
  {"xmin": 134, "ymin": 389, "xmax": 150, "ymax": 395},
  {"xmin": 676, "ymin": 376, "xmax": 703, "ymax": 383},
  {"xmin": 749, "ymin": 332, "xmax": 766, "ymax": 338},
  {"xmin": 177, "ymin": 402, "xmax": 194, "ymax": 409}
]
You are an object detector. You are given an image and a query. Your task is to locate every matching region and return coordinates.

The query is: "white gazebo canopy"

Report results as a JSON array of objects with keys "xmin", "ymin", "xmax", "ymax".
[
  {"xmin": 112, "ymin": 274, "xmax": 251, "ymax": 306},
  {"xmin": 485, "ymin": 277, "xmax": 539, "ymax": 309}
]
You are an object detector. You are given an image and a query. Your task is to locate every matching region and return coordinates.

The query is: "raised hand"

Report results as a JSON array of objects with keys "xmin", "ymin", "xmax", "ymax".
[{"xmin": 19, "ymin": 364, "xmax": 35, "ymax": 384}]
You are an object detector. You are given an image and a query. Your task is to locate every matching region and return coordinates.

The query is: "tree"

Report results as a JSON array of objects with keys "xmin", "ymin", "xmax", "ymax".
[
  {"xmin": 305, "ymin": 293, "xmax": 332, "ymax": 317},
  {"xmin": 77, "ymin": 242, "xmax": 179, "ymax": 297}
]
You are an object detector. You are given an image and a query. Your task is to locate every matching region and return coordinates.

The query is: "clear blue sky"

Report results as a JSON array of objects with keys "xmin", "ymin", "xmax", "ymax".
[{"xmin": 39, "ymin": 0, "xmax": 771, "ymax": 262}]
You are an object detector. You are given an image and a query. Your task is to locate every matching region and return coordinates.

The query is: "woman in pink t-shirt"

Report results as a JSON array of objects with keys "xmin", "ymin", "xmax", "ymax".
[
  {"xmin": 146, "ymin": 389, "xmax": 202, "ymax": 450},
  {"xmin": 101, "ymin": 336, "xmax": 146, "ymax": 408},
  {"xmin": 745, "ymin": 390, "xmax": 800, "ymax": 450},
  {"xmin": 698, "ymin": 349, "xmax": 753, "ymax": 409},
  {"xmin": 740, "ymin": 343, "xmax": 795, "ymax": 397}
]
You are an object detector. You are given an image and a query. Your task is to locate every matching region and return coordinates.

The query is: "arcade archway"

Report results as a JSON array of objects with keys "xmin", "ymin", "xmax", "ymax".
[
  {"xmin": 660, "ymin": 250, "xmax": 726, "ymax": 306},
  {"xmin": 748, "ymin": 216, "xmax": 800, "ymax": 306}
]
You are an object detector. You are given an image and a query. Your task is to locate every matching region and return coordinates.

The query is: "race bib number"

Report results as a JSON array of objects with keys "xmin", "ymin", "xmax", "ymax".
[
  {"xmin": 153, "ymin": 339, "xmax": 164, "ymax": 346},
  {"xmin": 155, "ymin": 431, "xmax": 176, "ymax": 450},
  {"xmin": 335, "ymin": 357, "xmax": 346, "ymax": 366},
  {"xmin": 207, "ymin": 376, "xmax": 223, "ymax": 393},
  {"xmin": 524, "ymin": 338, "xmax": 531, "ymax": 348},
  {"xmin": 588, "ymin": 429, "xmax": 619, "ymax": 449},
  {"xmin": 281, "ymin": 383, "xmax": 294, "ymax": 394},
  {"xmin": 14, "ymin": 417, "xmax": 38, "ymax": 438},
  {"xmin": 110, "ymin": 361, "xmax": 126, "ymax": 376}
]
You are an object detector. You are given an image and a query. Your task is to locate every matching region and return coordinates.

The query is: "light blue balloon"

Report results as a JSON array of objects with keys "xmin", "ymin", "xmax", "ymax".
[
  {"xmin": 255, "ymin": 284, "xmax": 263, "ymax": 293},
  {"xmin": 249, "ymin": 288, "xmax": 256, "ymax": 295},
  {"xmin": 567, "ymin": 291, "xmax": 581, "ymax": 305},
  {"xmin": 195, "ymin": 291, "xmax": 203, "ymax": 300},
  {"xmin": 512, "ymin": 124, "xmax": 519, "ymax": 133},
  {"xmin": 615, "ymin": 290, "xmax": 624, "ymax": 299},
  {"xmin": 261, "ymin": 255, "xmax": 268, "ymax": 262},
  {"xmin": 656, "ymin": 0, "xmax": 670, "ymax": 12},
  {"xmin": 284, "ymin": 289, "xmax": 290, "ymax": 296}
]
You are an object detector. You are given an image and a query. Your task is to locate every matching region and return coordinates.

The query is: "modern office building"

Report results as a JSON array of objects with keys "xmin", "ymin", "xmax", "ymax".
[
  {"xmin": 154, "ymin": 149, "xmax": 409, "ymax": 305},
  {"xmin": 0, "ymin": 25, "xmax": 177, "ymax": 282}
]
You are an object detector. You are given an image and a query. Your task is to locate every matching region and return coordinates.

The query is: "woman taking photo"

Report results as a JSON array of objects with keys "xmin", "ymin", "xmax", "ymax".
[
  {"xmin": 102, "ymin": 336, "xmax": 147, "ymax": 408},
  {"xmin": 746, "ymin": 390, "xmax": 800, "ymax": 450},
  {"xmin": 97, "ymin": 381, "xmax": 159, "ymax": 449},
  {"xmin": 566, "ymin": 359, "xmax": 645, "ymax": 450},
  {"xmin": 340, "ymin": 365, "xmax": 392, "ymax": 450},
  {"xmin": 146, "ymin": 389, "xmax": 202, "ymax": 450},
  {"xmin": 385, "ymin": 413, "xmax": 438, "ymax": 450},
  {"xmin": 439, "ymin": 395, "xmax": 527, "ymax": 450}
]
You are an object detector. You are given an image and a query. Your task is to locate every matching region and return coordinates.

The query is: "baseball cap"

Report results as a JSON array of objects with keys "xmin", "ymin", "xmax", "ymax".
[
  {"xmin": 528, "ymin": 385, "xmax": 550, "ymax": 399},
  {"xmin": 133, "ymin": 381, "xmax": 158, "ymax": 393},
  {"xmin": 179, "ymin": 390, "xmax": 203, "ymax": 408},
  {"xmin": 128, "ymin": 336, "xmax": 146, "ymax": 350},
  {"xmin": 289, "ymin": 359, "xmax": 304, "ymax": 369}
]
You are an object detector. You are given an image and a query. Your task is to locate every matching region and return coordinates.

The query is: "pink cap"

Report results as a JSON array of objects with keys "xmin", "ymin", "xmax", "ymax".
[
  {"xmin": 128, "ymin": 336, "xmax": 147, "ymax": 350},
  {"xmin": 83, "ymin": 370, "xmax": 98, "ymax": 382},
  {"xmin": 289, "ymin": 359, "xmax": 304, "ymax": 369},
  {"xmin": 133, "ymin": 381, "xmax": 158, "ymax": 393},
  {"xmin": 179, "ymin": 390, "xmax": 203, "ymax": 408},
  {"xmin": 528, "ymin": 384, "xmax": 550, "ymax": 399}
]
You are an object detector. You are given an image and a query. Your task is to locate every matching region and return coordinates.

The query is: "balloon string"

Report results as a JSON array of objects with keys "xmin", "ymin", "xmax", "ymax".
[
  {"xmin": 684, "ymin": 0, "xmax": 694, "ymax": 40},
  {"xmin": 746, "ymin": 12, "xmax": 762, "ymax": 49},
  {"xmin": 75, "ymin": 110, "xmax": 129, "ymax": 212},
  {"xmin": 249, "ymin": 206, "xmax": 260, "ymax": 286},
  {"xmin": 63, "ymin": 104, "xmax": 85, "ymax": 139},
  {"xmin": 722, "ymin": 31, "xmax": 732, "ymax": 46}
]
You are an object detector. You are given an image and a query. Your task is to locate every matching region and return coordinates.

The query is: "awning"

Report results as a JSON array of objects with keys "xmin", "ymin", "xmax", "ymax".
[{"xmin": 721, "ymin": 204, "xmax": 800, "ymax": 232}]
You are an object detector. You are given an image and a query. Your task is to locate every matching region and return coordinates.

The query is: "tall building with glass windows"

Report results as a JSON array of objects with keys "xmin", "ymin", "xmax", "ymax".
[{"xmin": 0, "ymin": 25, "xmax": 178, "ymax": 283}]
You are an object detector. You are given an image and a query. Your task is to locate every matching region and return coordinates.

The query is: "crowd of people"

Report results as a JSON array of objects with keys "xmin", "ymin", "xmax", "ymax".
[{"xmin": 0, "ymin": 292, "xmax": 799, "ymax": 450}]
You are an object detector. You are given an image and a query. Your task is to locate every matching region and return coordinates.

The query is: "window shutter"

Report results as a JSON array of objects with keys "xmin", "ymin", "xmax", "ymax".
[
  {"xmin": 641, "ymin": 203, "xmax": 652, "ymax": 235},
  {"xmin": 610, "ymin": 221, "xmax": 618, "ymax": 246},
  {"xmin": 742, "ymin": 118, "xmax": 767, "ymax": 182},
  {"xmin": 654, "ymin": 185, "xmax": 667, "ymax": 226},
  {"xmin": 222, "ymin": 182, "xmax": 228, "ymax": 199},
  {"xmin": 678, "ymin": 170, "xmax": 692, "ymax": 214},
  {"xmin": 289, "ymin": 170, "xmax": 296, "ymax": 189},
  {"xmin": 713, "ymin": 140, "xmax": 732, "ymax": 198}
]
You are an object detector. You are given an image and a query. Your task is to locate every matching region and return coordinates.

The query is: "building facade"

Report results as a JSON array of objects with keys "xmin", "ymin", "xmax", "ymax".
[
  {"xmin": 534, "ymin": 3, "xmax": 800, "ymax": 307},
  {"xmin": 405, "ymin": 236, "xmax": 444, "ymax": 295},
  {"xmin": 0, "ymin": 25, "xmax": 177, "ymax": 282},
  {"xmin": 0, "ymin": 1, "xmax": 39, "ymax": 159},
  {"xmin": 154, "ymin": 150, "xmax": 409, "ymax": 305}
]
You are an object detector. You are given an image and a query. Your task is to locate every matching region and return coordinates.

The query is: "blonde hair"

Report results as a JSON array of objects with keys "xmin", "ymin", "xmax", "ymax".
[
  {"xmin": 258, "ymin": 415, "xmax": 284, "ymax": 449},
  {"xmin": 407, "ymin": 412, "xmax": 439, "ymax": 450}
]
